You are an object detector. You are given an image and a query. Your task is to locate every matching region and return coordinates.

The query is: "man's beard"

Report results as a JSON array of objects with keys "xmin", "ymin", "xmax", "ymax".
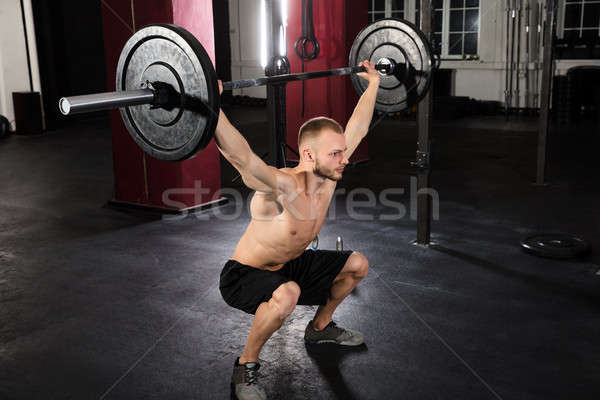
[{"xmin": 314, "ymin": 158, "xmax": 341, "ymax": 181}]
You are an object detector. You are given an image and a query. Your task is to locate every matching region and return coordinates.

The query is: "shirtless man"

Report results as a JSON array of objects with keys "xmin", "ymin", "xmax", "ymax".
[{"xmin": 215, "ymin": 60, "xmax": 380, "ymax": 400}]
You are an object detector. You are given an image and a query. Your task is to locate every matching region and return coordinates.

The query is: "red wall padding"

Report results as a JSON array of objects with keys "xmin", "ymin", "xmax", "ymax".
[
  {"xmin": 285, "ymin": 0, "xmax": 369, "ymax": 162},
  {"xmin": 100, "ymin": 0, "xmax": 222, "ymax": 210}
]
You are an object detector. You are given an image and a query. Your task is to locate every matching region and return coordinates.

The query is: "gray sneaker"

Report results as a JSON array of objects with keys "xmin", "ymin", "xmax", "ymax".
[
  {"xmin": 304, "ymin": 320, "xmax": 365, "ymax": 346},
  {"xmin": 231, "ymin": 358, "xmax": 267, "ymax": 400}
]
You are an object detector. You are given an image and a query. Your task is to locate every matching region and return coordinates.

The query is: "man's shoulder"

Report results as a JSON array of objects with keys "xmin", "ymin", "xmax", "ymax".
[{"xmin": 277, "ymin": 167, "xmax": 295, "ymax": 175}]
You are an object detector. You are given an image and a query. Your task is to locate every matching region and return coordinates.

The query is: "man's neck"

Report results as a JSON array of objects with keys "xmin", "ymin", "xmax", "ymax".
[{"xmin": 293, "ymin": 162, "xmax": 327, "ymax": 196}]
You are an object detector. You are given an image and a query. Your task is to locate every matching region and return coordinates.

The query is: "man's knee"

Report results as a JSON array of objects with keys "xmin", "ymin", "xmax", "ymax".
[
  {"xmin": 348, "ymin": 251, "xmax": 369, "ymax": 279},
  {"xmin": 270, "ymin": 281, "xmax": 301, "ymax": 319}
]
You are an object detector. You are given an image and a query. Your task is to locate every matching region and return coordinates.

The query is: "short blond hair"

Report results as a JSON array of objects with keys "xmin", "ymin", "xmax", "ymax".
[{"xmin": 298, "ymin": 117, "xmax": 343, "ymax": 147}]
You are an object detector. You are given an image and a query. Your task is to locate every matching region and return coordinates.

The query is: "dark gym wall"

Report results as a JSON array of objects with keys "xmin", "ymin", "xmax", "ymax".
[
  {"xmin": 32, "ymin": 0, "xmax": 107, "ymax": 129},
  {"xmin": 212, "ymin": 0, "xmax": 231, "ymax": 82},
  {"xmin": 212, "ymin": 0, "xmax": 232, "ymax": 104}
]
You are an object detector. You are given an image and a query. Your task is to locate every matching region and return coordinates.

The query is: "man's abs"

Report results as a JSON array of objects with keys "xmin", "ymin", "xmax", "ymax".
[{"xmin": 231, "ymin": 218, "xmax": 317, "ymax": 270}]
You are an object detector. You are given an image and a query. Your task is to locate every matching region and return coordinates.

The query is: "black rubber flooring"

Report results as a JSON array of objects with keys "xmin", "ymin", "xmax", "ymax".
[{"xmin": 1, "ymin": 110, "xmax": 600, "ymax": 399}]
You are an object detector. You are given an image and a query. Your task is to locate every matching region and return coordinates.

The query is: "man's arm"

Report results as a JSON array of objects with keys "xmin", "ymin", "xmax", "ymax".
[
  {"xmin": 344, "ymin": 61, "xmax": 380, "ymax": 159},
  {"xmin": 215, "ymin": 109, "xmax": 296, "ymax": 194}
]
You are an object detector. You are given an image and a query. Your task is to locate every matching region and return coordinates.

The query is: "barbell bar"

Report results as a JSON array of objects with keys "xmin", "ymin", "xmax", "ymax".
[
  {"xmin": 58, "ymin": 19, "xmax": 434, "ymax": 161},
  {"xmin": 58, "ymin": 59, "xmax": 401, "ymax": 116},
  {"xmin": 60, "ymin": 58, "xmax": 403, "ymax": 116},
  {"xmin": 59, "ymin": 89, "xmax": 155, "ymax": 115}
]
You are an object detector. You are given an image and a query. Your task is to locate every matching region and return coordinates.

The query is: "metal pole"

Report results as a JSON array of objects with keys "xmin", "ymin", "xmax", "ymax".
[
  {"xmin": 505, "ymin": 0, "xmax": 511, "ymax": 120},
  {"xmin": 534, "ymin": 1, "xmax": 543, "ymax": 109},
  {"xmin": 415, "ymin": 0, "xmax": 433, "ymax": 245},
  {"xmin": 524, "ymin": 0, "xmax": 530, "ymax": 111},
  {"xmin": 509, "ymin": 0, "xmax": 516, "ymax": 115},
  {"xmin": 536, "ymin": 0, "xmax": 556, "ymax": 185},
  {"xmin": 515, "ymin": 0, "xmax": 522, "ymax": 111},
  {"xmin": 265, "ymin": 0, "xmax": 289, "ymax": 168}
]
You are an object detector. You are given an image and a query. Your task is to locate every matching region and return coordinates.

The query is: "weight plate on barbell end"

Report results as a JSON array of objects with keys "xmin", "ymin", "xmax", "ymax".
[
  {"xmin": 349, "ymin": 18, "xmax": 434, "ymax": 113},
  {"xmin": 116, "ymin": 24, "xmax": 219, "ymax": 161},
  {"xmin": 520, "ymin": 233, "xmax": 591, "ymax": 259}
]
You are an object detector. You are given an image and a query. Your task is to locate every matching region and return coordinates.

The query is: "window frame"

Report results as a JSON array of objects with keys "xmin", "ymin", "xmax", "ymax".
[
  {"xmin": 368, "ymin": 0, "xmax": 408, "ymax": 23},
  {"xmin": 368, "ymin": 1, "xmax": 480, "ymax": 58},
  {"xmin": 445, "ymin": 0, "xmax": 480, "ymax": 58},
  {"xmin": 557, "ymin": 0, "xmax": 600, "ymax": 40},
  {"xmin": 411, "ymin": 0, "xmax": 480, "ymax": 59}
]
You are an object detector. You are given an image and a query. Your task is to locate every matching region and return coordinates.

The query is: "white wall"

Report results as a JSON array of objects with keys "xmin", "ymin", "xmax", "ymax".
[
  {"xmin": 229, "ymin": 0, "xmax": 267, "ymax": 98},
  {"xmin": 422, "ymin": 0, "xmax": 549, "ymax": 107},
  {"xmin": 0, "ymin": 0, "xmax": 42, "ymax": 127},
  {"xmin": 229, "ymin": 0, "xmax": 599, "ymax": 105},
  {"xmin": 436, "ymin": 0, "xmax": 544, "ymax": 107}
]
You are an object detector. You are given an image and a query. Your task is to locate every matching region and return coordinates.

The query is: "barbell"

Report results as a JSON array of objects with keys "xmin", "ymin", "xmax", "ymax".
[{"xmin": 59, "ymin": 19, "xmax": 434, "ymax": 161}]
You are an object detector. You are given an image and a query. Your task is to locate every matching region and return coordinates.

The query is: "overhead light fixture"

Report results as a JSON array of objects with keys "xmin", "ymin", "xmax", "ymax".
[
  {"xmin": 279, "ymin": 25, "xmax": 286, "ymax": 56},
  {"xmin": 260, "ymin": 0, "xmax": 288, "ymax": 68},
  {"xmin": 280, "ymin": 0, "xmax": 287, "ymax": 56},
  {"xmin": 260, "ymin": 0, "xmax": 267, "ymax": 68}
]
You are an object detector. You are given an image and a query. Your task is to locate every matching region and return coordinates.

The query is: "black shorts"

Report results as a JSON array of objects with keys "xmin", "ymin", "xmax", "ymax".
[{"xmin": 219, "ymin": 250, "xmax": 353, "ymax": 315}]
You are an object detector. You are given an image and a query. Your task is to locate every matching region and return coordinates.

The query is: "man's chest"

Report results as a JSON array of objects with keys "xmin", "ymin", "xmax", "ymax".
[{"xmin": 250, "ymin": 187, "xmax": 334, "ymax": 224}]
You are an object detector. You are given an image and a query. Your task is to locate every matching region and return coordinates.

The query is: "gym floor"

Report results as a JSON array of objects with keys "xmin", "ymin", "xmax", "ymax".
[{"xmin": 1, "ymin": 108, "xmax": 599, "ymax": 399}]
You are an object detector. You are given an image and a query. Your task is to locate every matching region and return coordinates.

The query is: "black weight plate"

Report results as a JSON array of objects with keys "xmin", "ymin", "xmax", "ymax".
[
  {"xmin": 117, "ymin": 24, "xmax": 219, "ymax": 161},
  {"xmin": 520, "ymin": 233, "xmax": 591, "ymax": 259},
  {"xmin": 0, "ymin": 114, "xmax": 10, "ymax": 138},
  {"xmin": 349, "ymin": 18, "xmax": 434, "ymax": 113}
]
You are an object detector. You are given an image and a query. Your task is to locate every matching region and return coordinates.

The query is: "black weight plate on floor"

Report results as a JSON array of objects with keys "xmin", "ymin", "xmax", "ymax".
[
  {"xmin": 116, "ymin": 24, "xmax": 219, "ymax": 161},
  {"xmin": 349, "ymin": 18, "xmax": 434, "ymax": 113},
  {"xmin": 0, "ymin": 114, "xmax": 9, "ymax": 138},
  {"xmin": 520, "ymin": 233, "xmax": 591, "ymax": 259}
]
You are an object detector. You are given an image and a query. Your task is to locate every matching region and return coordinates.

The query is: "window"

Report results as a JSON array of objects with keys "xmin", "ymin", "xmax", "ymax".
[
  {"xmin": 448, "ymin": 0, "xmax": 479, "ymax": 55},
  {"xmin": 416, "ymin": 0, "xmax": 479, "ymax": 58},
  {"xmin": 368, "ymin": 0, "xmax": 405, "ymax": 23},
  {"xmin": 562, "ymin": 0, "xmax": 600, "ymax": 40},
  {"xmin": 391, "ymin": 0, "xmax": 405, "ymax": 19}
]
